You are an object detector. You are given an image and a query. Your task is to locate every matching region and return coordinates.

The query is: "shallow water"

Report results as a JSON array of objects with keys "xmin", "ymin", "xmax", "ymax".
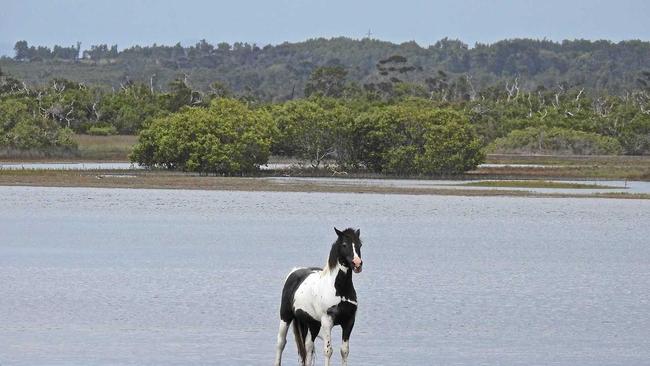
[
  {"xmin": 0, "ymin": 162, "xmax": 281, "ymax": 171},
  {"xmin": 267, "ymin": 176, "xmax": 650, "ymax": 195},
  {"xmin": 0, "ymin": 162, "xmax": 143, "ymax": 170},
  {"xmin": 1, "ymin": 186, "xmax": 649, "ymax": 365},
  {"xmin": 4, "ymin": 161, "xmax": 648, "ymax": 195}
]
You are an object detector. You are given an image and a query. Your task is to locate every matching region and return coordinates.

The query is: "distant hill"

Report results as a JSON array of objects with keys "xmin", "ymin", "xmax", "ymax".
[{"xmin": 2, "ymin": 37, "xmax": 650, "ymax": 101}]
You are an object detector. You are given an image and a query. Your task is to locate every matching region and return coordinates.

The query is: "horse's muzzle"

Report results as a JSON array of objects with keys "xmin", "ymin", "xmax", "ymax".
[{"xmin": 352, "ymin": 257, "xmax": 363, "ymax": 273}]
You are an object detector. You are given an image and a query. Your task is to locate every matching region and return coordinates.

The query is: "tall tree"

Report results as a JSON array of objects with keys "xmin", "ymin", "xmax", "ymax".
[
  {"xmin": 14, "ymin": 41, "xmax": 30, "ymax": 60},
  {"xmin": 304, "ymin": 66, "xmax": 348, "ymax": 98}
]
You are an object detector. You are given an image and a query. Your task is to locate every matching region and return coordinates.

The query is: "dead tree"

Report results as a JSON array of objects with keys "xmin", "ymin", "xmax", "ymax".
[{"xmin": 505, "ymin": 76, "xmax": 520, "ymax": 102}]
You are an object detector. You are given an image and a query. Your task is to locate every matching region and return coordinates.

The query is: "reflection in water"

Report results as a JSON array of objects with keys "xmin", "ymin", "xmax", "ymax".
[{"xmin": 1, "ymin": 186, "xmax": 649, "ymax": 365}]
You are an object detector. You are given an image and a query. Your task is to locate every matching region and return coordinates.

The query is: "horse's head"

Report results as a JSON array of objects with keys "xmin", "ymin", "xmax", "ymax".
[{"xmin": 332, "ymin": 227, "xmax": 363, "ymax": 273}]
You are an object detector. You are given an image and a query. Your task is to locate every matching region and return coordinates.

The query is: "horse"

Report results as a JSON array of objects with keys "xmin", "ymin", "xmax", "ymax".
[{"xmin": 274, "ymin": 227, "xmax": 364, "ymax": 366}]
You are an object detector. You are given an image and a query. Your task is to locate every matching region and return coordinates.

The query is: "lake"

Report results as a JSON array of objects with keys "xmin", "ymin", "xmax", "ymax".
[{"xmin": 1, "ymin": 186, "xmax": 649, "ymax": 365}]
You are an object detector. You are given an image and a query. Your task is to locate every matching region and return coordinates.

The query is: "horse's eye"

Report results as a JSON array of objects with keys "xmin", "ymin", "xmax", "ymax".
[{"xmin": 342, "ymin": 243, "xmax": 347, "ymax": 247}]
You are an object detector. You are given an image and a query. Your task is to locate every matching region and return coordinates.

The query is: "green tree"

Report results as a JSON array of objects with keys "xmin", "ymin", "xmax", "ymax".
[
  {"xmin": 131, "ymin": 98, "xmax": 275, "ymax": 174},
  {"xmin": 304, "ymin": 66, "xmax": 348, "ymax": 98},
  {"xmin": 352, "ymin": 100, "xmax": 484, "ymax": 175},
  {"xmin": 160, "ymin": 77, "xmax": 202, "ymax": 112},
  {"xmin": 270, "ymin": 98, "xmax": 351, "ymax": 167},
  {"xmin": 207, "ymin": 81, "xmax": 232, "ymax": 99},
  {"xmin": 618, "ymin": 112, "xmax": 650, "ymax": 154},
  {"xmin": 96, "ymin": 82, "xmax": 163, "ymax": 133},
  {"xmin": 0, "ymin": 99, "xmax": 30, "ymax": 131},
  {"xmin": 13, "ymin": 41, "xmax": 30, "ymax": 60},
  {"xmin": 0, "ymin": 98, "xmax": 77, "ymax": 155},
  {"xmin": 38, "ymin": 79, "xmax": 95, "ymax": 132}
]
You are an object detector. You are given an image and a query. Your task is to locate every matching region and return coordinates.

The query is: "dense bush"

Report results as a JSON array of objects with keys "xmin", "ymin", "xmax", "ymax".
[
  {"xmin": 131, "ymin": 96, "xmax": 485, "ymax": 175},
  {"xmin": 487, "ymin": 127, "xmax": 623, "ymax": 155},
  {"xmin": 269, "ymin": 98, "xmax": 352, "ymax": 167},
  {"xmin": 94, "ymin": 83, "xmax": 164, "ymax": 134},
  {"xmin": 616, "ymin": 112, "xmax": 650, "ymax": 155},
  {"xmin": 130, "ymin": 98, "xmax": 275, "ymax": 174},
  {"xmin": 351, "ymin": 101, "xmax": 484, "ymax": 175},
  {"xmin": 0, "ymin": 98, "xmax": 77, "ymax": 156}
]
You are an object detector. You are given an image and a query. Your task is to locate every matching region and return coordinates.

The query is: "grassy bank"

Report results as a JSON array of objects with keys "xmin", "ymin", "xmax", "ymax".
[
  {"xmin": 474, "ymin": 154, "xmax": 650, "ymax": 181},
  {"xmin": 74, "ymin": 134, "xmax": 137, "ymax": 161},
  {"xmin": 486, "ymin": 154, "xmax": 650, "ymax": 166},
  {"xmin": 0, "ymin": 135, "xmax": 138, "ymax": 162},
  {"xmin": 1, "ymin": 169, "xmax": 648, "ymax": 199},
  {"xmin": 461, "ymin": 180, "xmax": 619, "ymax": 189}
]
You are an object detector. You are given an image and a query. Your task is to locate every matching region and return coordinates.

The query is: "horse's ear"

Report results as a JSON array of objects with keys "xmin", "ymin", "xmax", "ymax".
[
  {"xmin": 334, "ymin": 227, "xmax": 343, "ymax": 236},
  {"xmin": 355, "ymin": 228, "xmax": 360, "ymax": 237}
]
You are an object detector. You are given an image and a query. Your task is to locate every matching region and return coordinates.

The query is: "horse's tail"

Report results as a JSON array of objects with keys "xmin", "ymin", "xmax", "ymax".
[{"xmin": 292, "ymin": 319, "xmax": 307, "ymax": 364}]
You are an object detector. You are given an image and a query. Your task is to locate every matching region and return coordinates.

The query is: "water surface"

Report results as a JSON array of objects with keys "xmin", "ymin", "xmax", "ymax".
[{"xmin": 1, "ymin": 186, "xmax": 649, "ymax": 365}]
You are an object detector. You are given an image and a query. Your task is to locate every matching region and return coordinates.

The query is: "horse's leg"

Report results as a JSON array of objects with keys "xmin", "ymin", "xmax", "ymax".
[
  {"xmin": 340, "ymin": 318, "xmax": 355, "ymax": 366},
  {"xmin": 305, "ymin": 323, "xmax": 320, "ymax": 366},
  {"xmin": 340, "ymin": 339, "xmax": 349, "ymax": 366},
  {"xmin": 304, "ymin": 333, "xmax": 315, "ymax": 366},
  {"xmin": 320, "ymin": 315, "xmax": 334, "ymax": 366},
  {"xmin": 274, "ymin": 320, "xmax": 290, "ymax": 366}
]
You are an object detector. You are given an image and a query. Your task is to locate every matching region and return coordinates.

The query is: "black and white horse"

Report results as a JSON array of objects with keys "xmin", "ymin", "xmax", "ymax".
[{"xmin": 274, "ymin": 228, "xmax": 364, "ymax": 366}]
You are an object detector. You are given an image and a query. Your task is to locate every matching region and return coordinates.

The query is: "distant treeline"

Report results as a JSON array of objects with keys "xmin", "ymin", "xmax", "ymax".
[
  {"xmin": 12, "ymin": 41, "xmax": 118, "ymax": 61},
  {"xmin": 3, "ymin": 37, "xmax": 650, "ymax": 100}
]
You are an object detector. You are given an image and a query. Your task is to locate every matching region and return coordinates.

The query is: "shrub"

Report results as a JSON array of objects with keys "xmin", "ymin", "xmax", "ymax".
[
  {"xmin": 351, "ymin": 102, "xmax": 485, "ymax": 175},
  {"xmin": 269, "ymin": 98, "xmax": 352, "ymax": 167},
  {"xmin": 0, "ymin": 97, "xmax": 78, "ymax": 156},
  {"xmin": 487, "ymin": 127, "xmax": 622, "ymax": 155},
  {"xmin": 617, "ymin": 112, "xmax": 650, "ymax": 155},
  {"xmin": 130, "ymin": 98, "xmax": 275, "ymax": 174}
]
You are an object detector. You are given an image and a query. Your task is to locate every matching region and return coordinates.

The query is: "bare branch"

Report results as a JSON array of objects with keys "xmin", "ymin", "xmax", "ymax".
[
  {"xmin": 92, "ymin": 102, "xmax": 101, "ymax": 121},
  {"xmin": 52, "ymin": 80, "xmax": 65, "ymax": 94},
  {"xmin": 64, "ymin": 105, "xmax": 74, "ymax": 128},
  {"xmin": 150, "ymin": 74, "xmax": 156, "ymax": 94},
  {"xmin": 538, "ymin": 109, "xmax": 549, "ymax": 120},
  {"xmin": 466, "ymin": 74, "xmax": 477, "ymax": 101},
  {"xmin": 575, "ymin": 88, "xmax": 584, "ymax": 102},
  {"xmin": 553, "ymin": 93, "xmax": 561, "ymax": 110},
  {"xmin": 505, "ymin": 76, "xmax": 520, "ymax": 102},
  {"xmin": 593, "ymin": 97, "xmax": 613, "ymax": 117}
]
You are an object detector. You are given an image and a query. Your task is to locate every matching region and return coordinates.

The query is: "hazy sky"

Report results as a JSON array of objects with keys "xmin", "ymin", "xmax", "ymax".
[{"xmin": 2, "ymin": 0, "xmax": 649, "ymax": 55}]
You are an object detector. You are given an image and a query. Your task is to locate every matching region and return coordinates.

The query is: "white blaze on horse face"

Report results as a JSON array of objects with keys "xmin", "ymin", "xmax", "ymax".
[{"xmin": 352, "ymin": 243, "xmax": 361, "ymax": 268}]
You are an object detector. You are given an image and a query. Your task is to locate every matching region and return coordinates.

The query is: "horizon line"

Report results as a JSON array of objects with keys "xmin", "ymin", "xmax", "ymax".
[{"xmin": 2, "ymin": 35, "xmax": 649, "ymax": 57}]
